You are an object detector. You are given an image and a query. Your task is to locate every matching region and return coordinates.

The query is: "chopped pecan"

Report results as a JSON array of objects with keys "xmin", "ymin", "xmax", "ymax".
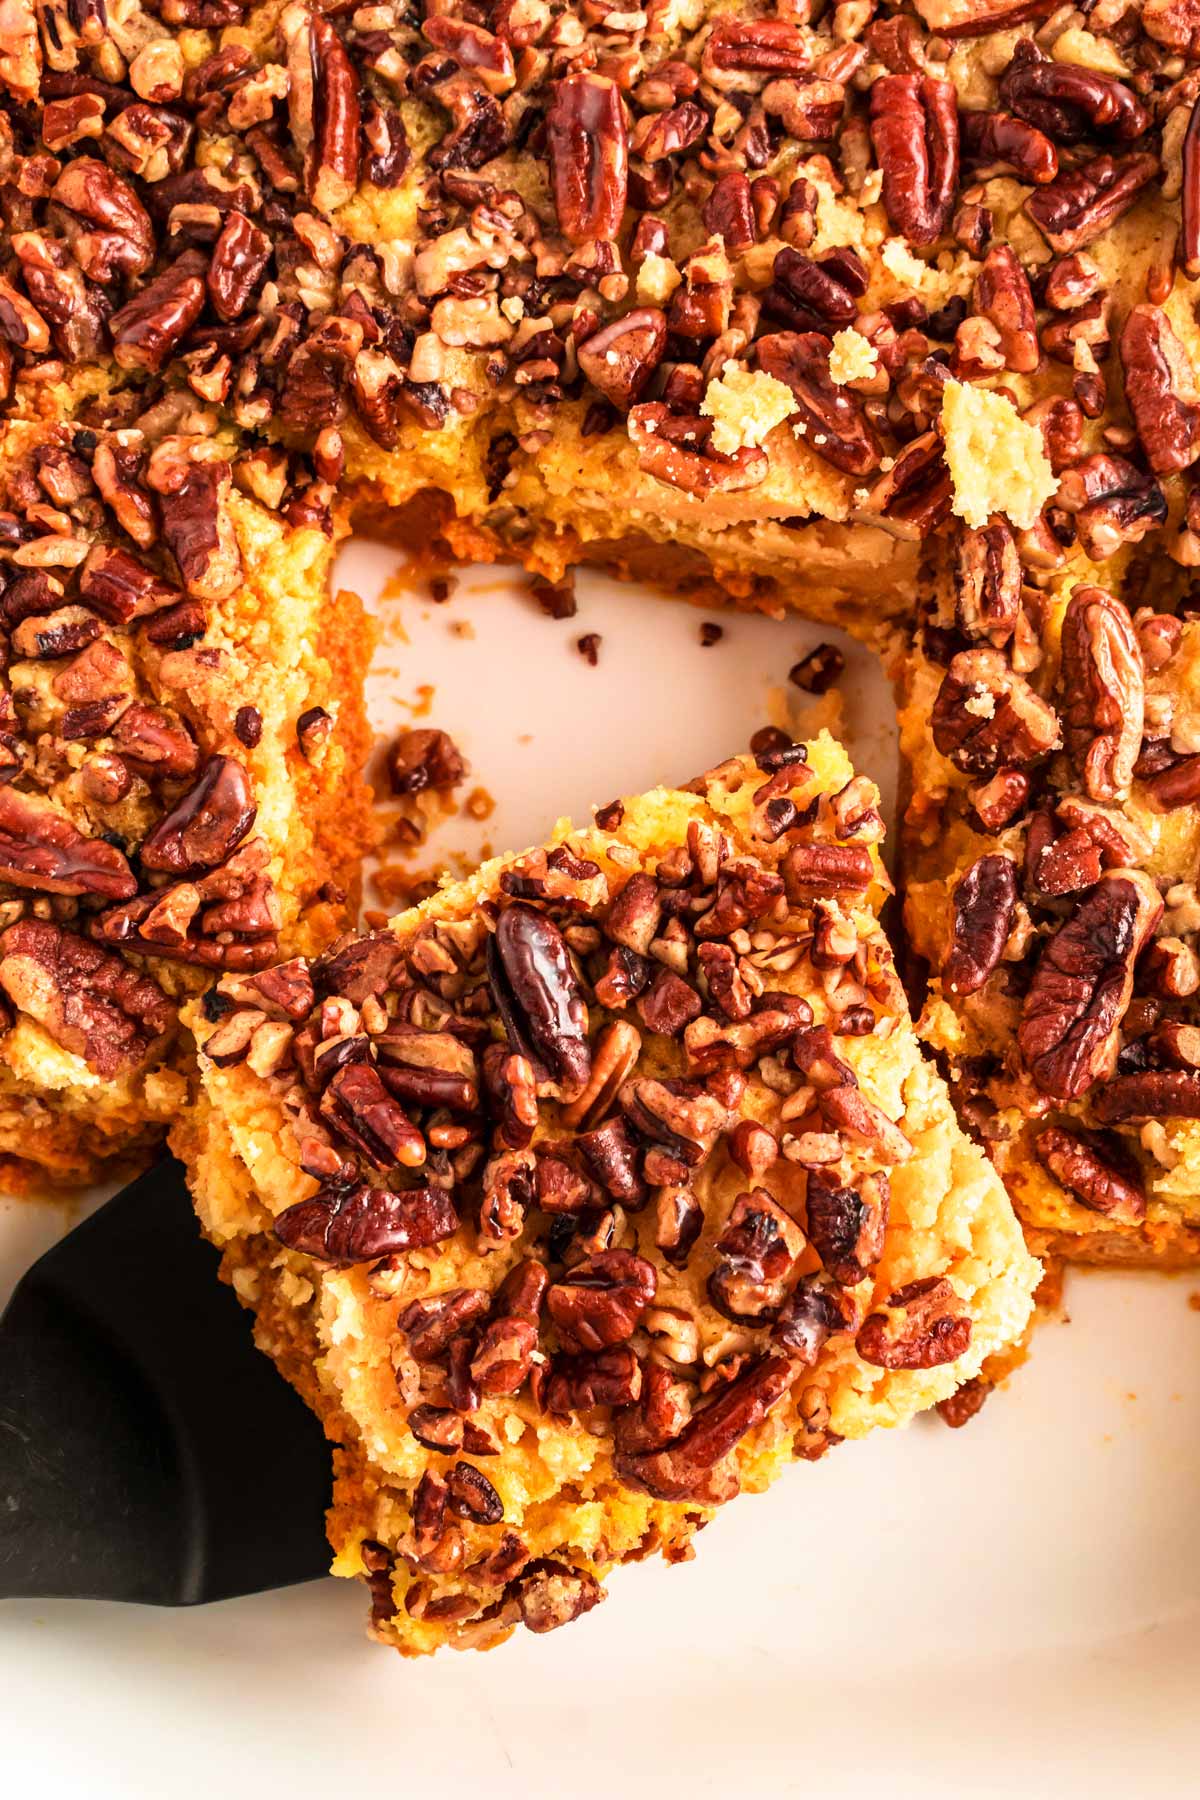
[
  {"xmin": 545, "ymin": 1249, "xmax": 657, "ymax": 1351},
  {"xmin": 577, "ymin": 1116, "xmax": 646, "ymax": 1205},
  {"xmin": 478, "ymin": 1149, "xmax": 535, "ymax": 1245},
  {"xmin": 943, "ymin": 855, "xmax": 1018, "ymax": 997},
  {"xmin": 208, "ymin": 210, "xmax": 271, "ymax": 321},
  {"xmin": 869, "ymin": 73, "xmax": 959, "ymax": 246},
  {"xmin": 486, "ymin": 903, "xmax": 591, "ymax": 1102},
  {"xmin": 1019, "ymin": 871, "xmax": 1163, "ymax": 1100},
  {"xmin": 1034, "ymin": 1124, "xmax": 1145, "ymax": 1225},
  {"xmin": 445, "ymin": 1462, "xmax": 503, "ymax": 1526},
  {"xmin": 0, "ymin": 785, "xmax": 135, "ymax": 898},
  {"xmin": 49, "ymin": 158, "xmax": 154, "ymax": 281},
  {"xmin": 0, "ymin": 920, "xmax": 172, "ymax": 1078},
  {"xmin": 772, "ymin": 1277, "xmax": 855, "ymax": 1364},
  {"xmin": 111, "ymin": 703, "xmax": 199, "ymax": 779},
  {"xmin": 1119, "ymin": 305, "xmax": 1200, "ymax": 477},
  {"xmin": 931, "ymin": 649, "xmax": 1059, "ymax": 775},
  {"xmin": 377, "ymin": 1026, "xmax": 479, "ymax": 1116},
  {"xmin": 546, "ymin": 73, "xmax": 627, "ymax": 246},
  {"xmin": 636, "ymin": 968, "xmax": 701, "ymax": 1038},
  {"xmin": 782, "ymin": 842, "xmax": 873, "ymax": 899},
  {"xmin": 158, "ymin": 459, "xmax": 243, "ymax": 601},
  {"xmin": 856, "ymin": 1276, "xmax": 971, "ymax": 1370},
  {"xmin": 1183, "ymin": 98, "xmax": 1200, "ymax": 281},
  {"xmin": 1025, "ymin": 153, "xmax": 1158, "ymax": 255},
  {"xmin": 507, "ymin": 1560, "xmax": 604, "ymax": 1635},
  {"xmin": 320, "ymin": 1063, "xmax": 427, "ymax": 1170},
  {"xmin": 387, "ymin": 728, "xmax": 466, "ymax": 796},
  {"xmin": 274, "ymin": 1179, "xmax": 455, "ymax": 1265},
  {"xmin": 755, "ymin": 332, "xmax": 880, "ymax": 476},
  {"xmin": 397, "ymin": 1288, "xmax": 490, "ymax": 1361},
  {"xmin": 960, "ymin": 109, "xmax": 1057, "ymax": 185},
  {"xmin": 616, "ymin": 1353, "xmax": 797, "ymax": 1504},
  {"xmin": 141, "ymin": 756, "xmax": 256, "ymax": 874},
  {"xmin": 577, "ymin": 309, "xmax": 667, "ymax": 410},
  {"xmin": 1059, "ymin": 586, "xmax": 1144, "ymax": 803},
  {"xmin": 708, "ymin": 1186, "xmax": 805, "ymax": 1324},
  {"xmin": 805, "ymin": 1170, "xmax": 889, "ymax": 1287},
  {"xmin": 78, "ymin": 547, "xmax": 179, "ymax": 623},
  {"xmin": 284, "ymin": 7, "xmax": 360, "ymax": 214}
]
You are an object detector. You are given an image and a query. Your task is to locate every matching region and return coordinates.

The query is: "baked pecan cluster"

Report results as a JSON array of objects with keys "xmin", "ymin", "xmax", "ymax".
[{"xmin": 202, "ymin": 746, "xmax": 972, "ymax": 1638}]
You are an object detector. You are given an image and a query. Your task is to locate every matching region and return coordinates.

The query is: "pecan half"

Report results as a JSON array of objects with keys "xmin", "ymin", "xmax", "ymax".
[
  {"xmin": 943, "ymin": 855, "xmax": 1018, "ymax": 997},
  {"xmin": 0, "ymin": 785, "xmax": 135, "ymax": 898},
  {"xmin": 158, "ymin": 459, "xmax": 243, "ymax": 601},
  {"xmin": 1059, "ymin": 586, "xmax": 1143, "ymax": 803},
  {"xmin": 284, "ymin": 6, "xmax": 361, "ymax": 214},
  {"xmin": 546, "ymin": 1249, "xmax": 657, "ymax": 1351},
  {"xmin": 486, "ymin": 903, "xmax": 591, "ymax": 1102},
  {"xmin": 931, "ymin": 649, "xmax": 1059, "ymax": 775},
  {"xmin": 274, "ymin": 1179, "xmax": 456, "ymax": 1264},
  {"xmin": 1019, "ymin": 870, "xmax": 1163, "ymax": 1100},
  {"xmin": 755, "ymin": 332, "xmax": 880, "ymax": 476},
  {"xmin": 1025, "ymin": 153, "xmax": 1158, "ymax": 255},
  {"xmin": 0, "ymin": 920, "xmax": 173, "ymax": 1078},
  {"xmin": 1119, "ymin": 305, "xmax": 1200, "ymax": 477},
  {"xmin": 856, "ymin": 1276, "xmax": 971, "ymax": 1370},
  {"xmin": 972, "ymin": 247, "xmax": 1038, "ymax": 375},
  {"xmin": 615, "ymin": 1353, "xmax": 798, "ymax": 1504},
  {"xmin": 543, "ymin": 1345, "xmax": 642, "ymax": 1413},
  {"xmin": 627, "ymin": 404, "xmax": 768, "ymax": 495},
  {"xmin": 1093, "ymin": 1070, "xmax": 1200, "ymax": 1123},
  {"xmin": 999, "ymin": 45, "xmax": 1148, "ymax": 144},
  {"xmin": 955, "ymin": 517, "xmax": 1021, "ymax": 646},
  {"xmin": 869, "ymin": 73, "xmax": 959, "ymax": 246},
  {"xmin": 208, "ymin": 211, "xmax": 271, "ymax": 321},
  {"xmin": 546, "ymin": 73, "xmax": 627, "ymax": 246},
  {"xmin": 397, "ymin": 1288, "xmax": 490, "ymax": 1361},
  {"xmin": 961, "ymin": 109, "xmax": 1057, "ymax": 185},
  {"xmin": 1034, "ymin": 1124, "xmax": 1145, "ymax": 1225},
  {"xmin": 109, "ymin": 249, "xmax": 207, "ymax": 374},
  {"xmin": 141, "ymin": 756, "xmax": 256, "ymax": 874},
  {"xmin": 320, "ymin": 1062, "xmax": 427, "ymax": 1169}
]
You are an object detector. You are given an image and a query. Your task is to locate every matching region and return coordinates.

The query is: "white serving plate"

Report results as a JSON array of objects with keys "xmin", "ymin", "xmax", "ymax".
[{"xmin": 2, "ymin": 547, "xmax": 1198, "ymax": 1798}]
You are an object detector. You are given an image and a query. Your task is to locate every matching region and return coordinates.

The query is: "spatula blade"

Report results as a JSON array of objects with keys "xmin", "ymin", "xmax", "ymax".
[{"xmin": 0, "ymin": 1159, "xmax": 331, "ymax": 1605}]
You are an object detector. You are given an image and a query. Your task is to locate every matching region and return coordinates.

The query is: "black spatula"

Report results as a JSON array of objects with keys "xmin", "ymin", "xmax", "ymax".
[{"xmin": 0, "ymin": 1158, "xmax": 332, "ymax": 1605}]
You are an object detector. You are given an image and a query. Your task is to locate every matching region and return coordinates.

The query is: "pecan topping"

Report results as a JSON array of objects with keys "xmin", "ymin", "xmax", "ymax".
[
  {"xmin": 782, "ymin": 843, "xmax": 873, "ymax": 899},
  {"xmin": 772, "ymin": 1278, "xmax": 855, "ymax": 1364},
  {"xmin": 546, "ymin": 74, "xmax": 628, "ymax": 246},
  {"xmin": 627, "ymin": 404, "xmax": 768, "ymax": 496},
  {"xmin": 856, "ymin": 1277, "xmax": 971, "ymax": 1370},
  {"xmin": 1060, "ymin": 586, "xmax": 1144, "ymax": 804},
  {"xmin": 158, "ymin": 459, "xmax": 243, "ymax": 601},
  {"xmin": 546, "ymin": 1249, "xmax": 657, "ymax": 1351},
  {"xmin": 321, "ymin": 1063, "xmax": 427, "ymax": 1170},
  {"xmin": 943, "ymin": 855, "xmax": 1018, "ymax": 998},
  {"xmin": 616, "ymin": 1353, "xmax": 798, "ymax": 1504},
  {"xmin": 544, "ymin": 1345, "xmax": 642, "ymax": 1413},
  {"xmin": 755, "ymin": 332, "xmax": 880, "ymax": 476},
  {"xmin": 0, "ymin": 785, "xmax": 136, "ymax": 898},
  {"xmin": 972, "ymin": 247, "xmax": 1038, "ymax": 376},
  {"xmin": 1019, "ymin": 871, "xmax": 1163, "ymax": 1100},
  {"xmin": 208, "ymin": 211, "xmax": 271, "ymax": 321},
  {"xmin": 707, "ymin": 1187, "xmax": 804, "ymax": 1324},
  {"xmin": 961, "ymin": 109, "xmax": 1057, "ymax": 185},
  {"xmin": 1034, "ymin": 1125, "xmax": 1145, "ymax": 1225},
  {"xmin": 998, "ymin": 44, "xmax": 1148, "ymax": 144},
  {"xmin": 1183, "ymin": 98, "xmax": 1200, "ymax": 281},
  {"xmin": 275, "ymin": 1179, "xmax": 456, "ymax": 1265},
  {"xmin": 397, "ymin": 1289, "xmax": 490, "ymax": 1361},
  {"xmin": 1026, "ymin": 153, "xmax": 1158, "ymax": 255},
  {"xmin": 931, "ymin": 649, "xmax": 1059, "ymax": 775},
  {"xmin": 141, "ymin": 756, "xmax": 256, "ymax": 874},
  {"xmin": 869, "ymin": 74, "xmax": 959, "ymax": 246},
  {"xmin": 284, "ymin": 7, "xmax": 361, "ymax": 214},
  {"xmin": 0, "ymin": 920, "xmax": 172, "ymax": 1078},
  {"xmin": 109, "ymin": 249, "xmax": 207, "ymax": 374},
  {"xmin": 445, "ymin": 1462, "xmax": 503, "ymax": 1526},
  {"xmin": 487, "ymin": 903, "xmax": 591, "ymax": 1102},
  {"xmin": 1119, "ymin": 305, "xmax": 1200, "ymax": 477}
]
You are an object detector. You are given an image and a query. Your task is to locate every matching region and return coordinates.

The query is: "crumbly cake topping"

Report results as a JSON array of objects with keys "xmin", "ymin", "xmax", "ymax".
[{"xmin": 194, "ymin": 740, "xmax": 1037, "ymax": 1648}]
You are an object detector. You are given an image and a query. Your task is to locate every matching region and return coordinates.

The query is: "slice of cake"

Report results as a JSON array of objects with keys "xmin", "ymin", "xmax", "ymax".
[{"xmin": 175, "ymin": 734, "xmax": 1039, "ymax": 1654}]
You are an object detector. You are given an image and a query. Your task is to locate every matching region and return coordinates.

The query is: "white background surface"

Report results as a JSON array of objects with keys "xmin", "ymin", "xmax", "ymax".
[{"xmin": 2, "ymin": 549, "xmax": 1198, "ymax": 1796}]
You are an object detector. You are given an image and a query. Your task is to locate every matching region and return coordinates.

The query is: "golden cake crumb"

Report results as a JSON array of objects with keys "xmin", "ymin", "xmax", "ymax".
[
  {"xmin": 701, "ymin": 365, "xmax": 798, "ymax": 455},
  {"xmin": 941, "ymin": 381, "xmax": 1058, "ymax": 531}
]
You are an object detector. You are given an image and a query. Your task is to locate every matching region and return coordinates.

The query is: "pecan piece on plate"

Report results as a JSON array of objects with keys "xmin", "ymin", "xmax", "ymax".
[
  {"xmin": 931, "ymin": 648, "xmax": 1059, "ymax": 775},
  {"xmin": 0, "ymin": 919, "xmax": 172, "ymax": 1077},
  {"xmin": 386, "ymin": 728, "xmax": 466, "ymax": 796},
  {"xmin": 545, "ymin": 73, "xmax": 627, "ymax": 245},
  {"xmin": 615, "ymin": 1352, "xmax": 798, "ymax": 1504},
  {"xmin": 869, "ymin": 73, "xmax": 959, "ymax": 246},
  {"xmin": 856, "ymin": 1276, "xmax": 971, "ymax": 1369},
  {"xmin": 943, "ymin": 855, "xmax": 1018, "ymax": 997},
  {"xmin": 274, "ymin": 1179, "xmax": 455, "ymax": 1264},
  {"xmin": 1059, "ymin": 585, "xmax": 1144, "ymax": 803},
  {"xmin": 1018, "ymin": 870, "xmax": 1163, "ymax": 1100},
  {"xmin": 1025, "ymin": 152, "xmax": 1158, "ymax": 254},
  {"xmin": 1034, "ymin": 1124, "xmax": 1146, "ymax": 1225},
  {"xmin": 0, "ymin": 785, "xmax": 136, "ymax": 898},
  {"xmin": 1118, "ymin": 305, "xmax": 1200, "ymax": 476},
  {"xmin": 755, "ymin": 331, "xmax": 880, "ymax": 475}
]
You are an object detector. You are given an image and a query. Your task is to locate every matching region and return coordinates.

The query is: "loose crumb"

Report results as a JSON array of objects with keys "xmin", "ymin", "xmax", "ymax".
[
  {"xmin": 699, "ymin": 621, "xmax": 723, "ymax": 647},
  {"xmin": 577, "ymin": 632, "xmax": 601, "ymax": 666}
]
